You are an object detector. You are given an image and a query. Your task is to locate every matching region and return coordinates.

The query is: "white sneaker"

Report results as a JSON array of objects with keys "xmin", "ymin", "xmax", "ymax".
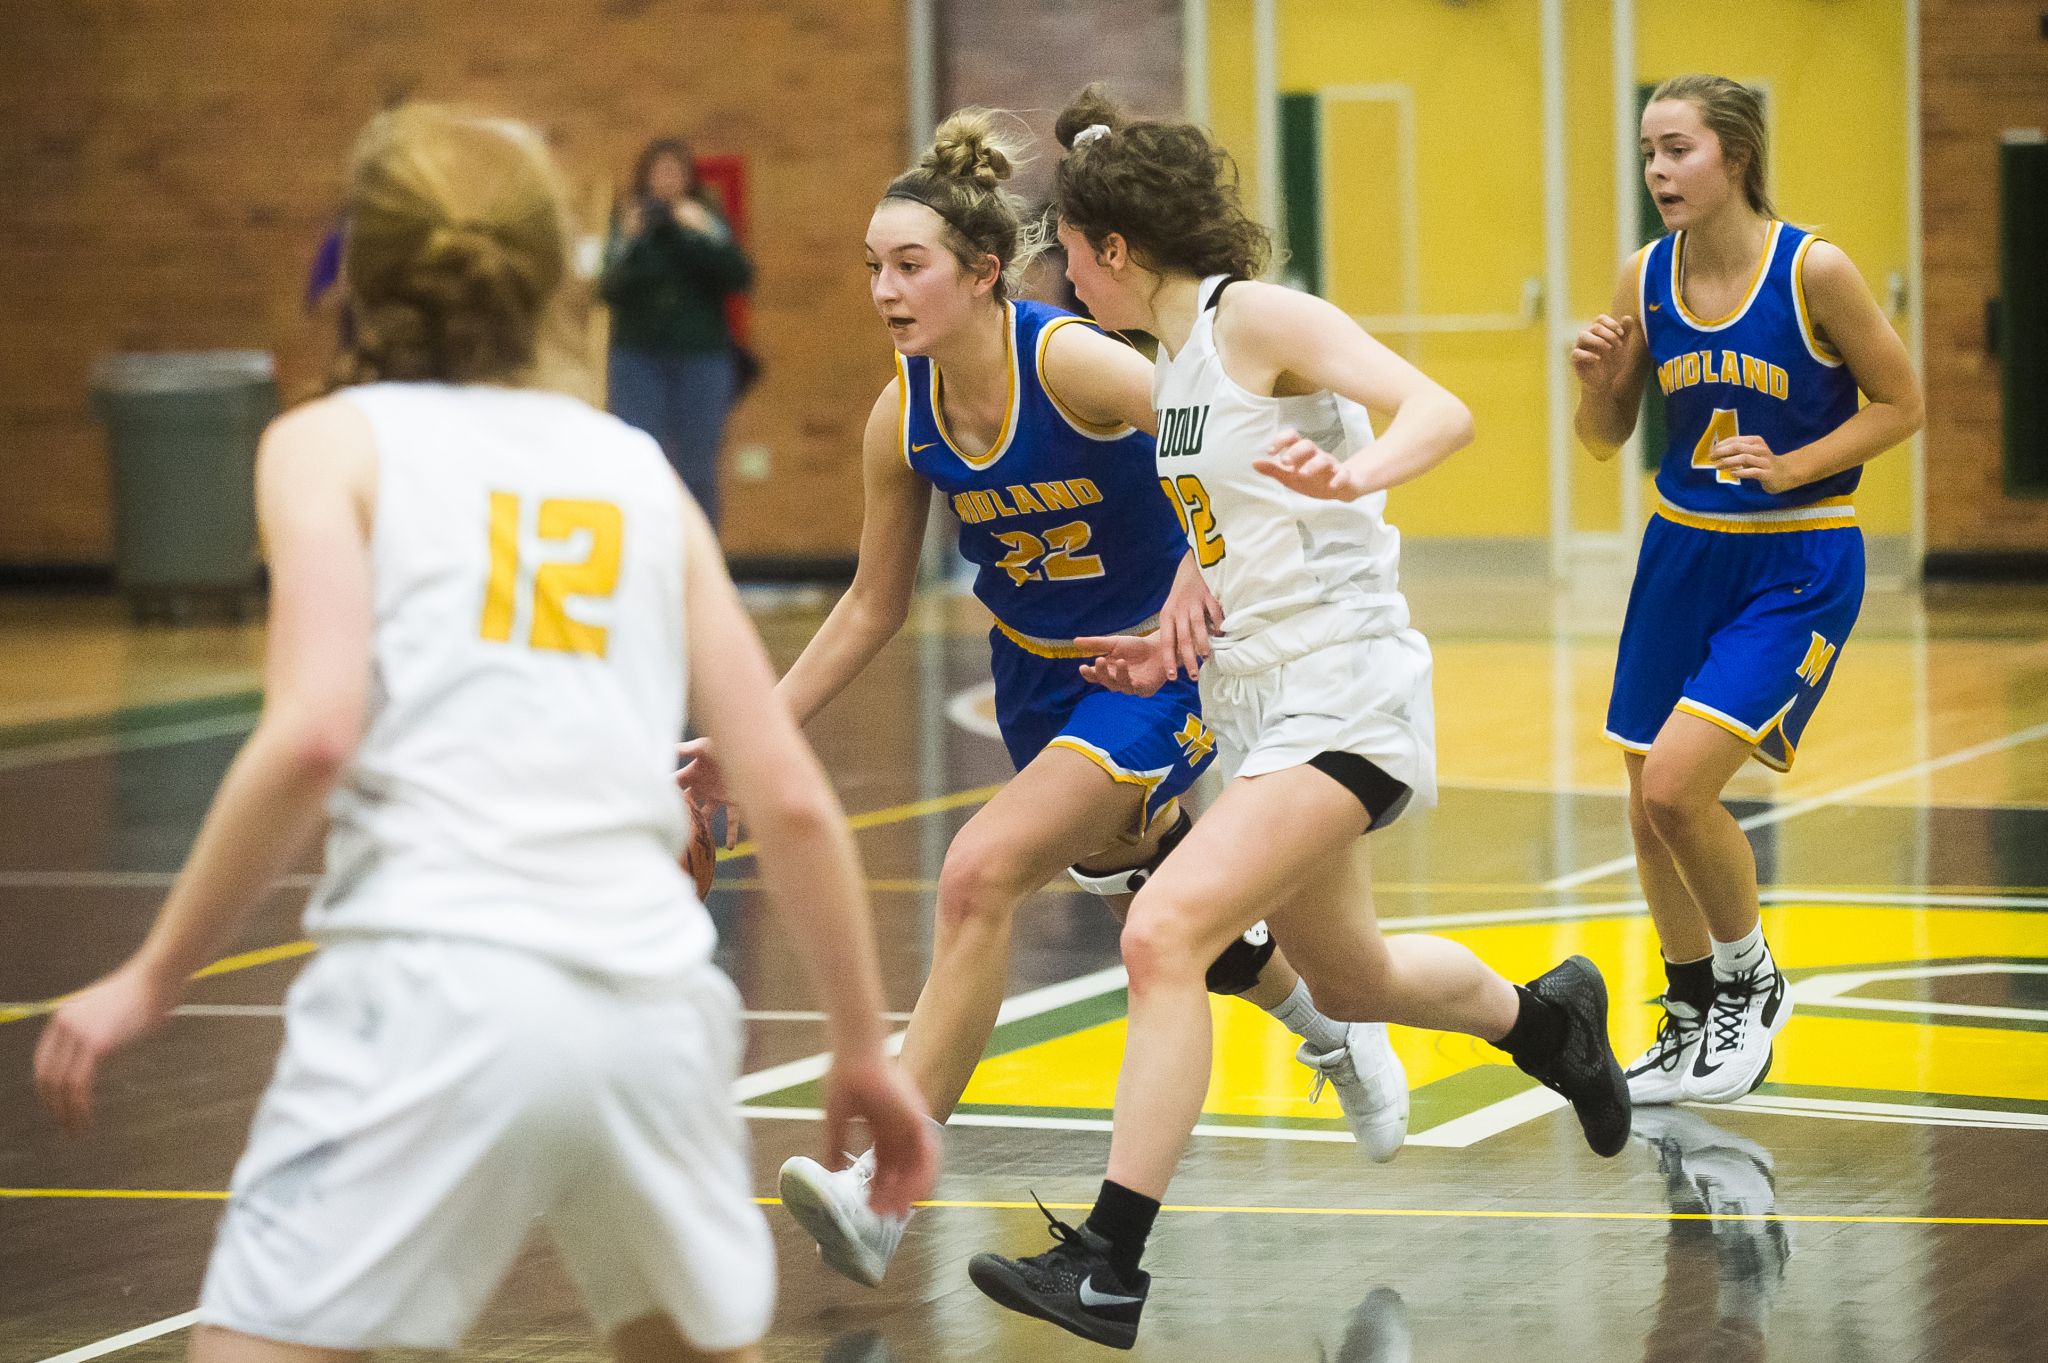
[
  {"xmin": 1683, "ymin": 964, "xmax": 1790, "ymax": 1103},
  {"xmin": 778, "ymin": 1150, "xmax": 909, "ymax": 1287},
  {"xmin": 1622, "ymin": 1001, "xmax": 1705, "ymax": 1106},
  {"xmin": 1300, "ymin": 1021, "xmax": 1408, "ymax": 1162}
]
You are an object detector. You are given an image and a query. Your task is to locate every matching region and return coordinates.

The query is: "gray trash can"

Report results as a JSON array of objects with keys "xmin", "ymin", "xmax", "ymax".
[{"xmin": 91, "ymin": 350, "xmax": 278, "ymax": 622}]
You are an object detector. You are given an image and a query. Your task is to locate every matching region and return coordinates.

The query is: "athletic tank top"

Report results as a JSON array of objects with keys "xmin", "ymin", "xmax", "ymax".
[
  {"xmin": 306, "ymin": 383, "xmax": 712, "ymax": 978},
  {"xmin": 1149, "ymin": 275, "xmax": 1408, "ymax": 673},
  {"xmin": 900, "ymin": 300, "xmax": 1182, "ymax": 644},
  {"xmin": 1640, "ymin": 221, "xmax": 1862, "ymax": 519}
]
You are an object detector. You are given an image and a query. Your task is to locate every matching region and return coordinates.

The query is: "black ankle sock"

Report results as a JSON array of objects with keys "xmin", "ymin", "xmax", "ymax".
[
  {"xmin": 1497, "ymin": 985, "xmax": 1568, "ymax": 1067},
  {"xmin": 1084, "ymin": 1179, "xmax": 1159, "ymax": 1283},
  {"xmin": 1663, "ymin": 955, "xmax": 1715, "ymax": 1018}
]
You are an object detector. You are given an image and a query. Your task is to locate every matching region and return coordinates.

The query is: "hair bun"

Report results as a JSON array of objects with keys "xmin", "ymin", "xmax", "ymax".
[
  {"xmin": 1056, "ymin": 83, "xmax": 1127, "ymax": 150},
  {"xmin": 927, "ymin": 108, "xmax": 1015, "ymax": 189}
]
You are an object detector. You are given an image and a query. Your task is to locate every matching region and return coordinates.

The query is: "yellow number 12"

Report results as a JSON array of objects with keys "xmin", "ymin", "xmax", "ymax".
[{"xmin": 480, "ymin": 492, "xmax": 623, "ymax": 658}]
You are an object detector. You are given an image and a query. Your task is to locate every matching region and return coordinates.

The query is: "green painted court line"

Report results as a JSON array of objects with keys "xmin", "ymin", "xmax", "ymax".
[{"xmin": 0, "ymin": 691, "xmax": 261, "ymax": 752}]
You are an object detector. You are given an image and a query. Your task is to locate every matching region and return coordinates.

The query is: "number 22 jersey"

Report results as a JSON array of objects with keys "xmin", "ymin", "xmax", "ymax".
[{"xmin": 899, "ymin": 300, "xmax": 1183, "ymax": 644}]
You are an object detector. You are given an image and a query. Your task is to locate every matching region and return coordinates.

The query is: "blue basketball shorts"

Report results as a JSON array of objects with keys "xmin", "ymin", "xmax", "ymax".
[
  {"xmin": 1605, "ymin": 513, "xmax": 1865, "ymax": 772},
  {"xmin": 989, "ymin": 628, "xmax": 1215, "ymax": 834}
]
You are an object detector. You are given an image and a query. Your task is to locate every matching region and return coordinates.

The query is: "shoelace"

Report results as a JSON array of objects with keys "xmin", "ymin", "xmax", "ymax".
[
  {"xmin": 1303, "ymin": 1041, "xmax": 1350, "ymax": 1105},
  {"xmin": 1645, "ymin": 1000, "xmax": 1701, "ymax": 1072},
  {"xmin": 1706, "ymin": 969, "xmax": 1770, "ymax": 1055},
  {"xmin": 1031, "ymin": 1193, "xmax": 1086, "ymax": 1253}
]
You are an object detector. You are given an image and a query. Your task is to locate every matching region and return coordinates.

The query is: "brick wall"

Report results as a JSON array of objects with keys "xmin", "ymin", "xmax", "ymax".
[
  {"xmin": 938, "ymin": 0, "xmax": 1183, "ymax": 212},
  {"xmin": 0, "ymin": 0, "xmax": 907, "ymax": 565},
  {"xmin": 1921, "ymin": 1, "xmax": 2048, "ymax": 554}
]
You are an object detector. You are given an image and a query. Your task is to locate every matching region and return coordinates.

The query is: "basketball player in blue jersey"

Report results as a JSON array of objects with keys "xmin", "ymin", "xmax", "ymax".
[
  {"xmin": 676, "ymin": 110, "xmax": 1408, "ymax": 1289},
  {"xmin": 1573, "ymin": 75, "xmax": 1922, "ymax": 1106}
]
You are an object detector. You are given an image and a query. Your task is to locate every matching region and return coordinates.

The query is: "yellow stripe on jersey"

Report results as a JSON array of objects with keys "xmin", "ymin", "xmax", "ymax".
[
  {"xmin": 1036, "ymin": 316, "xmax": 1135, "ymax": 441},
  {"xmin": 991, "ymin": 613, "xmax": 1158, "ymax": 659},
  {"xmin": 894, "ymin": 353, "xmax": 912, "ymax": 468},
  {"xmin": 1791, "ymin": 235, "xmax": 1846, "ymax": 368},
  {"xmin": 931, "ymin": 300, "xmax": 1020, "ymax": 469},
  {"xmin": 1655, "ymin": 495, "xmax": 1857, "ymax": 535},
  {"xmin": 1672, "ymin": 221, "xmax": 1782, "ymax": 330}
]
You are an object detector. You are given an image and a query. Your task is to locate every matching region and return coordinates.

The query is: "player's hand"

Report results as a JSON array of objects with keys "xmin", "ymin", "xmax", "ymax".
[
  {"xmin": 1156, "ymin": 555, "xmax": 1221, "ymax": 681},
  {"xmin": 676, "ymin": 739, "xmax": 744, "ymax": 848},
  {"xmin": 1254, "ymin": 428, "xmax": 1368, "ymax": 501},
  {"xmin": 1075, "ymin": 632, "xmax": 1176, "ymax": 696},
  {"xmin": 1571, "ymin": 313, "xmax": 1639, "ymax": 393},
  {"xmin": 822, "ymin": 1055, "xmax": 940, "ymax": 1218},
  {"xmin": 34, "ymin": 964, "xmax": 178, "ymax": 1136},
  {"xmin": 1710, "ymin": 435, "xmax": 1798, "ymax": 493},
  {"xmin": 673, "ymin": 199, "xmax": 715, "ymax": 234}
]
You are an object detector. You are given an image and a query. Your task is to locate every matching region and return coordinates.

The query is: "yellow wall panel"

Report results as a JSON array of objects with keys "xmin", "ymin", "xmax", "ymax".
[{"xmin": 1205, "ymin": 0, "xmax": 1913, "ymax": 541}]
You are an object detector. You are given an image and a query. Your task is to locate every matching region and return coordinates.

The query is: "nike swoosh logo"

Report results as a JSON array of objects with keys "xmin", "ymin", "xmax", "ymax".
[
  {"xmin": 1691, "ymin": 1052, "xmax": 1723, "ymax": 1077},
  {"xmin": 910, "ymin": 441, "xmax": 937, "ymax": 452},
  {"xmin": 1760, "ymin": 974, "xmax": 1785, "ymax": 1029},
  {"xmin": 1648, "ymin": 302, "xmax": 1662, "ymax": 311},
  {"xmin": 1078, "ymin": 1276, "xmax": 1143, "ymax": 1308}
]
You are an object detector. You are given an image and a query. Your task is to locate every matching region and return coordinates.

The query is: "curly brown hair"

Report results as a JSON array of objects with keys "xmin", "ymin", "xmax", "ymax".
[
  {"xmin": 881, "ymin": 108, "xmax": 1046, "ymax": 300},
  {"xmin": 1052, "ymin": 83, "xmax": 1269, "ymax": 280},
  {"xmin": 329, "ymin": 106, "xmax": 572, "ymax": 390}
]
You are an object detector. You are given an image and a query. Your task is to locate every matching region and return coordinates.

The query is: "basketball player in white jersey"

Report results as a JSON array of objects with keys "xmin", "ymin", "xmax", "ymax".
[
  {"xmin": 965, "ymin": 87, "xmax": 1631, "ymax": 1350},
  {"xmin": 32, "ymin": 106, "xmax": 936, "ymax": 1363}
]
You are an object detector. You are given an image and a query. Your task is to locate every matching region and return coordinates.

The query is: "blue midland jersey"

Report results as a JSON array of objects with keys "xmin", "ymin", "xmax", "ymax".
[
  {"xmin": 1640, "ymin": 221, "xmax": 1862, "ymax": 515},
  {"xmin": 899, "ymin": 300, "xmax": 1183, "ymax": 641}
]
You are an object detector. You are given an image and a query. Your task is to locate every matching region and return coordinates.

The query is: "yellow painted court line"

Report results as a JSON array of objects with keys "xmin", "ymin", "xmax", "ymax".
[
  {"xmin": 1, "ymin": 941, "xmax": 319, "ymax": 1027},
  {"xmin": 1, "ymin": 1189, "xmax": 229, "ymax": 1201},
  {"xmin": 717, "ymin": 783, "xmax": 1006, "ymax": 861},
  {"xmin": 7, "ymin": 1188, "xmax": 2043, "ymax": 1227},
  {"xmin": 1, "ymin": 791, "xmax": 1008, "ymax": 1027},
  {"xmin": 191, "ymin": 941, "xmax": 315, "ymax": 980}
]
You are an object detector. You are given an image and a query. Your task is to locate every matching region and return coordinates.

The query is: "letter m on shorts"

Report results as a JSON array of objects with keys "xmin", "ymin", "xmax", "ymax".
[{"xmin": 1796, "ymin": 632, "xmax": 1838, "ymax": 688}]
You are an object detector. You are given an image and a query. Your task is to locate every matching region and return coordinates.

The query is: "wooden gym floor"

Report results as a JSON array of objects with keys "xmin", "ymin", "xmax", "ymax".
[{"xmin": 2, "ymin": 571, "xmax": 2046, "ymax": 1362}]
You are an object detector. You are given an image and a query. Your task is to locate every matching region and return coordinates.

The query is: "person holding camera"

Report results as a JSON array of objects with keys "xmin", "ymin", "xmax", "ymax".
[{"xmin": 603, "ymin": 136, "xmax": 755, "ymax": 531}]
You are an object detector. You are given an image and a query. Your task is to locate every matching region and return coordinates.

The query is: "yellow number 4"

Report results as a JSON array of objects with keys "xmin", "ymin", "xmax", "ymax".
[
  {"xmin": 1692, "ymin": 408, "xmax": 1743, "ymax": 485},
  {"xmin": 480, "ymin": 492, "xmax": 623, "ymax": 658}
]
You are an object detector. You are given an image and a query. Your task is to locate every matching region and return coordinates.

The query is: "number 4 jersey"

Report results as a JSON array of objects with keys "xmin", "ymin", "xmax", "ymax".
[
  {"xmin": 305, "ymin": 383, "xmax": 712, "ymax": 979},
  {"xmin": 1640, "ymin": 220, "xmax": 1862, "ymax": 521},
  {"xmin": 899, "ymin": 301, "xmax": 1183, "ymax": 644}
]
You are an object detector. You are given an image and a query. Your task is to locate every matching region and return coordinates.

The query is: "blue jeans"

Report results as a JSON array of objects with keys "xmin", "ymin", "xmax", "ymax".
[{"xmin": 607, "ymin": 348, "xmax": 738, "ymax": 529}]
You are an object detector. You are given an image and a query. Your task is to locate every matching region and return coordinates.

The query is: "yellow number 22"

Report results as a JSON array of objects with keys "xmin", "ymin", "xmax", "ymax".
[{"xmin": 480, "ymin": 492, "xmax": 623, "ymax": 658}]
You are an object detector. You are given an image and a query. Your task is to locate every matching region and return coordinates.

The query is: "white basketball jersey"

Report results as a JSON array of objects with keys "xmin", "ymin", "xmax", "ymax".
[
  {"xmin": 305, "ymin": 383, "xmax": 711, "ymax": 978},
  {"xmin": 1152, "ymin": 276, "xmax": 1409, "ymax": 673}
]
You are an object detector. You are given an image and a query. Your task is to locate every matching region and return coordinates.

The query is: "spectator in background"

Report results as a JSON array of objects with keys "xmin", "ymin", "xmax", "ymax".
[{"xmin": 603, "ymin": 137, "xmax": 754, "ymax": 531}]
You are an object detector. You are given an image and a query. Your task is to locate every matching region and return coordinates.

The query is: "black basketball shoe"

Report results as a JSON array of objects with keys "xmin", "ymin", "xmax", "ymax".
[
  {"xmin": 1515, "ymin": 955, "xmax": 1633, "ymax": 1156},
  {"xmin": 968, "ymin": 1199, "xmax": 1151, "ymax": 1350}
]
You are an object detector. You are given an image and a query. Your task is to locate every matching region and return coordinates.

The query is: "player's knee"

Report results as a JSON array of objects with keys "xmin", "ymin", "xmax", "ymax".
[
  {"xmin": 1203, "ymin": 922, "xmax": 1276, "ymax": 996},
  {"xmin": 934, "ymin": 840, "xmax": 1025, "ymax": 933},
  {"xmin": 1637, "ymin": 760, "xmax": 1706, "ymax": 838},
  {"xmin": 1119, "ymin": 900, "xmax": 1207, "ymax": 994}
]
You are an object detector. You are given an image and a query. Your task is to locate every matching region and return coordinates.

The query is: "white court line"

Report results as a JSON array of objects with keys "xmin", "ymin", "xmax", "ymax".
[
  {"xmin": 34, "ymin": 1311, "xmax": 200, "ymax": 1363},
  {"xmin": 0, "ymin": 713, "xmax": 257, "ymax": 775},
  {"xmin": 732, "ymin": 964, "xmax": 1127, "ymax": 1101},
  {"xmin": 1546, "ymin": 718, "xmax": 2048, "ymax": 891},
  {"xmin": 1724, "ymin": 1094, "xmax": 2048, "ymax": 1130}
]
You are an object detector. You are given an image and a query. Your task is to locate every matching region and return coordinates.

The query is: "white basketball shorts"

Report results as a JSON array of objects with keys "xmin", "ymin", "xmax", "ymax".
[
  {"xmin": 197, "ymin": 935, "xmax": 772, "ymax": 1352},
  {"xmin": 1201, "ymin": 625, "xmax": 1438, "ymax": 823}
]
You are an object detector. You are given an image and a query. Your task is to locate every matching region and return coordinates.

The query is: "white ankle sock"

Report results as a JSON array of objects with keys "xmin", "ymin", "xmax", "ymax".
[
  {"xmin": 1270, "ymin": 979, "xmax": 1350, "ymax": 1052},
  {"xmin": 1710, "ymin": 923, "xmax": 1772, "ymax": 981}
]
